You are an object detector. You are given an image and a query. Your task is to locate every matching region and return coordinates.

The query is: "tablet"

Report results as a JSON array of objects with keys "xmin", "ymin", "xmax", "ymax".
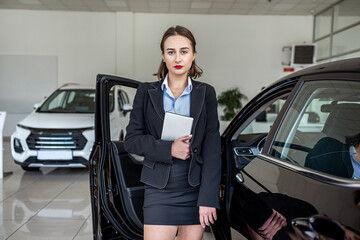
[{"xmin": 161, "ymin": 112, "xmax": 193, "ymax": 141}]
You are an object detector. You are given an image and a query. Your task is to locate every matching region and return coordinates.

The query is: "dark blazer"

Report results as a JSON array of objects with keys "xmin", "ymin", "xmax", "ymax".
[{"xmin": 124, "ymin": 80, "xmax": 221, "ymax": 208}]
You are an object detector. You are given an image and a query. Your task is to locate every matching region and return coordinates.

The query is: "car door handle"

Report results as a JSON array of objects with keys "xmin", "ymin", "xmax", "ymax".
[
  {"xmin": 291, "ymin": 215, "xmax": 345, "ymax": 240},
  {"xmin": 234, "ymin": 147, "xmax": 253, "ymax": 156}
]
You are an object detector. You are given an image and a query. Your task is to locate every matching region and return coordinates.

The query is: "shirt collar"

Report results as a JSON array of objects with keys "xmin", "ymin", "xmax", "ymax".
[{"xmin": 161, "ymin": 74, "xmax": 192, "ymax": 92}]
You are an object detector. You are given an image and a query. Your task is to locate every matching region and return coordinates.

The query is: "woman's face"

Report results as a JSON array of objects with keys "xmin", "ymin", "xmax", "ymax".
[{"xmin": 162, "ymin": 35, "xmax": 196, "ymax": 80}]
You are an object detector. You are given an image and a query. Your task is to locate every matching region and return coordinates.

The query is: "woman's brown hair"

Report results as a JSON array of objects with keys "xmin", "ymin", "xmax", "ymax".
[{"xmin": 154, "ymin": 25, "xmax": 203, "ymax": 81}]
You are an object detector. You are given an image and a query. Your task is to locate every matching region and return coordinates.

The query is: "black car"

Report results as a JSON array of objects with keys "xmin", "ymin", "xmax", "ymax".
[{"xmin": 90, "ymin": 58, "xmax": 360, "ymax": 240}]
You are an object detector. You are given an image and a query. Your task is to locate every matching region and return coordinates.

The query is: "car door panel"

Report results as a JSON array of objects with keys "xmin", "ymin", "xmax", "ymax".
[
  {"xmin": 90, "ymin": 75, "xmax": 142, "ymax": 240},
  {"xmin": 243, "ymin": 155, "xmax": 360, "ymax": 230}
]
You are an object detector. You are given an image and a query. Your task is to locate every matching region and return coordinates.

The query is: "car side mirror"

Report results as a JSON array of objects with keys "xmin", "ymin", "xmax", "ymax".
[
  {"xmin": 33, "ymin": 103, "xmax": 41, "ymax": 110},
  {"xmin": 122, "ymin": 104, "xmax": 133, "ymax": 116},
  {"xmin": 292, "ymin": 214, "xmax": 345, "ymax": 240}
]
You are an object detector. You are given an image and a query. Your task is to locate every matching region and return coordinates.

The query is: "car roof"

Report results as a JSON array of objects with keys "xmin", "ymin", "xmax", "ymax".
[
  {"xmin": 276, "ymin": 57, "xmax": 360, "ymax": 84},
  {"xmin": 58, "ymin": 83, "xmax": 95, "ymax": 90}
]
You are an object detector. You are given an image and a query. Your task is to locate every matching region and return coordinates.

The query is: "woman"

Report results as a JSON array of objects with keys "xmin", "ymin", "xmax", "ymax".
[{"xmin": 124, "ymin": 26, "xmax": 221, "ymax": 240}]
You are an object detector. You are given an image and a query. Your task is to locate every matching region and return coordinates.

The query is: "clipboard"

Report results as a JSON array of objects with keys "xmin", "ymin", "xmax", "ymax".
[{"xmin": 161, "ymin": 112, "xmax": 193, "ymax": 141}]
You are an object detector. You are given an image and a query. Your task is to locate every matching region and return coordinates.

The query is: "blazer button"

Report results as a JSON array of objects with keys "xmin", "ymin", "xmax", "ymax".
[{"xmin": 193, "ymin": 147, "xmax": 198, "ymax": 153}]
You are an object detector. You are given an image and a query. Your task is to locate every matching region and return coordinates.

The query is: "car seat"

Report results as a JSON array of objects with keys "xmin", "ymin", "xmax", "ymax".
[{"xmin": 304, "ymin": 103, "xmax": 360, "ymax": 178}]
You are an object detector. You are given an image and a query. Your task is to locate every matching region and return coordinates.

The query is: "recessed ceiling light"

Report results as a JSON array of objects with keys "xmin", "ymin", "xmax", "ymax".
[
  {"xmin": 105, "ymin": 0, "xmax": 127, "ymax": 8},
  {"xmin": 190, "ymin": 2, "xmax": 211, "ymax": 9},
  {"xmin": 18, "ymin": 0, "xmax": 41, "ymax": 4}
]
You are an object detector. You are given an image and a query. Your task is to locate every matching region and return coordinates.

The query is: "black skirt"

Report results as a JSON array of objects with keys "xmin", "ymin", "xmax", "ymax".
[{"xmin": 143, "ymin": 158, "xmax": 200, "ymax": 225}]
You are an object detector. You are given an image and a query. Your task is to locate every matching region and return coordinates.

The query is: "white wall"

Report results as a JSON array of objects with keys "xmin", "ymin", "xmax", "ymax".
[
  {"xmin": 0, "ymin": 9, "xmax": 116, "ymax": 86},
  {"xmin": 126, "ymin": 13, "xmax": 313, "ymax": 100},
  {"xmin": 0, "ymin": 9, "xmax": 313, "ymax": 135}
]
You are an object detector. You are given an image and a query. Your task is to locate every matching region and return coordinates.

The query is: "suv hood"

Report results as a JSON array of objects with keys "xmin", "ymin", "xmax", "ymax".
[{"xmin": 18, "ymin": 112, "xmax": 94, "ymax": 129}]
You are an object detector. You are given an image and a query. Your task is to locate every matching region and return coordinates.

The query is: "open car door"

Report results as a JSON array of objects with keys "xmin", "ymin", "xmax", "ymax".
[
  {"xmin": 216, "ymin": 78, "xmax": 296, "ymax": 239},
  {"xmin": 90, "ymin": 74, "xmax": 143, "ymax": 240}
]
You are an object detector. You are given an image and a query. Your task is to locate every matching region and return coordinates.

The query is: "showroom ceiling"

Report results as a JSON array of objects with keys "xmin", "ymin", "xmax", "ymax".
[{"xmin": 0, "ymin": 0, "xmax": 339, "ymax": 15}]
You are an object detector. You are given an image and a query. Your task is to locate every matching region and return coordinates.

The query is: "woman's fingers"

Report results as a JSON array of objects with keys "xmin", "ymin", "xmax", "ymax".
[
  {"xmin": 212, "ymin": 210, "xmax": 217, "ymax": 221},
  {"xmin": 199, "ymin": 207, "xmax": 217, "ymax": 227},
  {"xmin": 171, "ymin": 136, "xmax": 192, "ymax": 160},
  {"xmin": 176, "ymin": 135, "xmax": 192, "ymax": 142},
  {"xmin": 199, "ymin": 215, "xmax": 205, "ymax": 228}
]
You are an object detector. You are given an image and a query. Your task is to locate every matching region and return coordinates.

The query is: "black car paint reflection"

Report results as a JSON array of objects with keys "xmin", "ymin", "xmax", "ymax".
[{"xmin": 90, "ymin": 58, "xmax": 360, "ymax": 240}]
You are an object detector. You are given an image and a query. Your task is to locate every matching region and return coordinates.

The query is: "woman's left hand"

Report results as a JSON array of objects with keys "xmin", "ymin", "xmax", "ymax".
[{"xmin": 199, "ymin": 206, "xmax": 217, "ymax": 228}]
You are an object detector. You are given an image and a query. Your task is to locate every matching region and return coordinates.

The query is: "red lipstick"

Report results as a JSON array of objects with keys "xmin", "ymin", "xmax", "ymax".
[{"xmin": 175, "ymin": 65, "xmax": 183, "ymax": 69}]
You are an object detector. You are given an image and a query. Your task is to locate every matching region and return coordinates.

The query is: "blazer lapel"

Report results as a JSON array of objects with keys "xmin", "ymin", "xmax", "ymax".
[
  {"xmin": 148, "ymin": 81, "xmax": 165, "ymax": 120},
  {"xmin": 190, "ymin": 81, "xmax": 206, "ymax": 135}
]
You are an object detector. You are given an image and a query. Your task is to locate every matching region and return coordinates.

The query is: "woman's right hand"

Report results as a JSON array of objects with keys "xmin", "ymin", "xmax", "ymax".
[{"xmin": 171, "ymin": 135, "xmax": 192, "ymax": 160}]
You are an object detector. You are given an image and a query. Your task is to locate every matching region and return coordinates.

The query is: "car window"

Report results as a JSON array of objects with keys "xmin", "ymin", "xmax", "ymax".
[
  {"xmin": 109, "ymin": 86, "xmax": 136, "ymax": 141},
  {"xmin": 230, "ymin": 95, "xmax": 288, "ymax": 170},
  {"xmin": 46, "ymin": 91, "xmax": 66, "ymax": 111},
  {"xmin": 240, "ymin": 98, "xmax": 287, "ymax": 136},
  {"xmin": 39, "ymin": 89, "xmax": 95, "ymax": 113},
  {"xmin": 269, "ymin": 80, "xmax": 360, "ymax": 180}
]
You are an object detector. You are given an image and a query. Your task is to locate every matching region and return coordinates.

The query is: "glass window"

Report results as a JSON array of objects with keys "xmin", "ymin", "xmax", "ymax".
[
  {"xmin": 231, "ymin": 96, "xmax": 288, "ymax": 170},
  {"xmin": 332, "ymin": 51, "xmax": 360, "ymax": 60},
  {"xmin": 314, "ymin": 8, "xmax": 332, "ymax": 40},
  {"xmin": 332, "ymin": 24, "xmax": 360, "ymax": 55},
  {"xmin": 334, "ymin": 0, "xmax": 360, "ymax": 31},
  {"xmin": 316, "ymin": 37, "xmax": 331, "ymax": 60},
  {"xmin": 241, "ymin": 98, "xmax": 287, "ymax": 135},
  {"xmin": 269, "ymin": 80, "xmax": 360, "ymax": 179},
  {"xmin": 109, "ymin": 85, "xmax": 136, "ymax": 141},
  {"xmin": 39, "ymin": 90, "xmax": 95, "ymax": 113},
  {"xmin": 45, "ymin": 91, "xmax": 66, "ymax": 111}
]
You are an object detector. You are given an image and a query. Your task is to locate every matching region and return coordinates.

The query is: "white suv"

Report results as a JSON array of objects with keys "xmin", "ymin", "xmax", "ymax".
[{"xmin": 11, "ymin": 83, "xmax": 132, "ymax": 171}]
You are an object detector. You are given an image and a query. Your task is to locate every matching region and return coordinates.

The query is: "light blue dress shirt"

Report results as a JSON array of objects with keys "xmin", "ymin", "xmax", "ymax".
[
  {"xmin": 350, "ymin": 146, "xmax": 360, "ymax": 179},
  {"xmin": 161, "ymin": 74, "xmax": 192, "ymax": 117}
]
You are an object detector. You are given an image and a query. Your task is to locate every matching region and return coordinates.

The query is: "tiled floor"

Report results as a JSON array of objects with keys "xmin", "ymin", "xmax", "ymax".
[
  {"xmin": 1, "ymin": 139, "xmax": 92, "ymax": 240},
  {"xmin": 0, "ymin": 139, "xmax": 245, "ymax": 240}
]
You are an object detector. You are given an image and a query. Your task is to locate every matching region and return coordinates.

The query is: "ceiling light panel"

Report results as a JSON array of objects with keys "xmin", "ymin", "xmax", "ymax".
[
  {"xmin": 232, "ymin": 2, "xmax": 255, "ymax": 10},
  {"xmin": 105, "ymin": 0, "xmax": 127, "ymax": 7},
  {"xmin": 190, "ymin": 2, "xmax": 211, "ymax": 9},
  {"xmin": 84, "ymin": 0, "xmax": 108, "ymax": 7},
  {"xmin": 149, "ymin": 0, "xmax": 169, "ymax": 9},
  {"xmin": 273, "ymin": 3, "xmax": 297, "ymax": 10},
  {"xmin": 170, "ymin": 1, "xmax": 190, "ymax": 9},
  {"xmin": 211, "ymin": 2, "xmax": 233, "ymax": 9},
  {"xmin": 18, "ymin": 0, "xmax": 41, "ymax": 4}
]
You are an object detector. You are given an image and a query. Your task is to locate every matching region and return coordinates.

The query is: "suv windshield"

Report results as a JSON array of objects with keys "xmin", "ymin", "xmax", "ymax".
[{"xmin": 38, "ymin": 89, "xmax": 96, "ymax": 113}]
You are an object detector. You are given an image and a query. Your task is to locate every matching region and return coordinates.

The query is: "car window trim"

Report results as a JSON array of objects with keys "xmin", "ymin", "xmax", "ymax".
[{"xmin": 257, "ymin": 153, "xmax": 360, "ymax": 187}]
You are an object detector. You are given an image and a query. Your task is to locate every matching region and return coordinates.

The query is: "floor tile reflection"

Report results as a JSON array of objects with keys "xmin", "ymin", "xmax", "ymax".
[
  {"xmin": 34, "ymin": 201, "xmax": 91, "ymax": 220},
  {"xmin": 7, "ymin": 219, "xmax": 85, "ymax": 240}
]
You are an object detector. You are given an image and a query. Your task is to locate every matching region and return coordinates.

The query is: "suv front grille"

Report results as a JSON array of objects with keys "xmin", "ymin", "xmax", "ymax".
[{"xmin": 26, "ymin": 128, "xmax": 88, "ymax": 150}]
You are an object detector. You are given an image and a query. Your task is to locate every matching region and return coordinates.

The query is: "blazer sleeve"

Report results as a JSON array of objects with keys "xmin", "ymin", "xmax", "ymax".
[
  {"xmin": 124, "ymin": 83, "xmax": 174, "ymax": 164},
  {"xmin": 197, "ymin": 86, "xmax": 221, "ymax": 209}
]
